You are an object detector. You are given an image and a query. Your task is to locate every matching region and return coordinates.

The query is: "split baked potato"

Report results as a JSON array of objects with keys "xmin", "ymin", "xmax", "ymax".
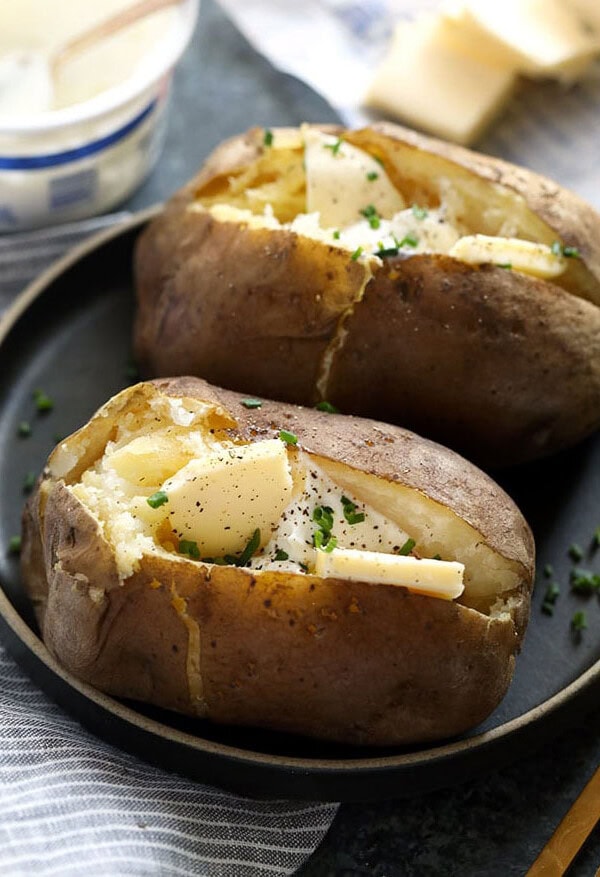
[
  {"xmin": 22, "ymin": 377, "xmax": 534, "ymax": 746},
  {"xmin": 134, "ymin": 122, "xmax": 600, "ymax": 468}
]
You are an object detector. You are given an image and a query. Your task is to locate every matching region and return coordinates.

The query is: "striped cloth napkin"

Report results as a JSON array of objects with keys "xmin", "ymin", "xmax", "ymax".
[{"xmin": 0, "ymin": 216, "xmax": 339, "ymax": 877}]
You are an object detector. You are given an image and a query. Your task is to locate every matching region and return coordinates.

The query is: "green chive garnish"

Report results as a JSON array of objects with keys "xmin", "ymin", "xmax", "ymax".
[
  {"xmin": 315, "ymin": 400, "xmax": 339, "ymax": 414},
  {"xmin": 147, "ymin": 490, "xmax": 168, "ymax": 509},
  {"xmin": 324, "ymin": 138, "xmax": 343, "ymax": 156},
  {"xmin": 351, "ymin": 246, "xmax": 364, "ymax": 261},
  {"xmin": 341, "ymin": 495, "xmax": 365, "ymax": 525},
  {"xmin": 572, "ymin": 610, "xmax": 587, "ymax": 632},
  {"xmin": 398, "ymin": 538, "xmax": 416, "ymax": 556},
  {"xmin": 314, "ymin": 530, "xmax": 337, "ymax": 552},
  {"xmin": 33, "ymin": 389, "xmax": 53, "ymax": 412},
  {"xmin": 8, "ymin": 535, "xmax": 21, "ymax": 555},
  {"xmin": 398, "ymin": 233, "xmax": 418, "ymax": 249},
  {"xmin": 279, "ymin": 429, "xmax": 298, "ymax": 445},
  {"xmin": 312, "ymin": 506, "xmax": 334, "ymax": 533},
  {"xmin": 543, "ymin": 563, "xmax": 554, "ymax": 578},
  {"xmin": 359, "ymin": 204, "xmax": 381, "ymax": 229},
  {"xmin": 23, "ymin": 471, "xmax": 36, "ymax": 494},
  {"xmin": 263, "ymin": 129, "xmax": 274, "ymax": 147},
  {"xmin": 179, "ymin": 539, "xmax": 200, "ymax": 559},
  {"xmin": 274, "ymin": 549, "xmax": 289, "ymax": 562},
  {"xmin": 569, "ymin": 543, "xmax": 583, "ymax": 562},
  {"xmin": 366, "ymin": 171, "xmax": 379, "ymax": 181},
  {"xmin": 17, "ymin": 421, "xmax": 32, "ymax": 438},
  {"xmin": 412, "ymin": 204, "xmax": 428, "ymax": 220},
  {"xmin": 333, "ymin": 230, "xmax": 341, "ymax": 240}
]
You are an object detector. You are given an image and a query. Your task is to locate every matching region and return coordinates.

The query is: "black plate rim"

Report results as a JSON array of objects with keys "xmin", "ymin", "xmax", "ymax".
[{"xmin": 1, "ymin": 208, "xmax": 599, "ymax": 798}]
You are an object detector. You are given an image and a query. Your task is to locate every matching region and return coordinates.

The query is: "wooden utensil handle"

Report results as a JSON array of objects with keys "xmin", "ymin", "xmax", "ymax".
[{"xmin": 527, "ymin": 765, "xmax": 600, "ymax": 876}]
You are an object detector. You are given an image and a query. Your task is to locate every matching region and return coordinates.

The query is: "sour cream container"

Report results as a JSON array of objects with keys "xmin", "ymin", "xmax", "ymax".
[{"xmin": 0, "ymin": 0, "xmax": 199, "ymax": 231}]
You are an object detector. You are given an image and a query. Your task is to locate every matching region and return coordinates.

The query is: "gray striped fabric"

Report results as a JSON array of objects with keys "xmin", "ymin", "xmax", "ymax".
[{"xmin": 0, "ymin": 216, "xmax": 338, "ymax": 876}]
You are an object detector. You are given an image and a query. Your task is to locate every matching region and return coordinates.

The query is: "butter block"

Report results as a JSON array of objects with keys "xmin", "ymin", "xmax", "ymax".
[
  {"xmin": 365, "ymin": 18, "xmax": 515, "ymax": 146},
  {"xmin": 315, "ymin": 547, "xmax": 465, "ymax": 600},
  {"xmin": 303, "ymin": 126, "xmax": 405, "ymax": 229},
  {"xmin": 446, "ymin": 0, "xmax": 600, "ymax": 81},
  {"xmin": 449, "ymin": 234, "xmax": 566, "ymax": 279},
  {"xmin": 161, "ymin": 439, "xmax": 293, "ymax": 557}
]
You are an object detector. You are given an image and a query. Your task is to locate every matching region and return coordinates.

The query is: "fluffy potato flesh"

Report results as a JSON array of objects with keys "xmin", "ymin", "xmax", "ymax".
[{"xmin": 23, "ymin": 380, "xmax": 535, "ymax": 745}]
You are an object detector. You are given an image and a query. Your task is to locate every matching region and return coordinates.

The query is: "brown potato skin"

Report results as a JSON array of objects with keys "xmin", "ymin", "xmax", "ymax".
[
  {"xmin": 21, "ymin": 378, "xmax": 534, "ymax": 746},
  {"xmin": 134, "ymin": 124, "xmax": 600, "ymax": 468}
]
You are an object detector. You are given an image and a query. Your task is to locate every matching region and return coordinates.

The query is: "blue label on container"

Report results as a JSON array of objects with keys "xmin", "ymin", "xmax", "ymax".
[
  {"xmin": 0, "ymin": 99, "xmax": 156, "ymax": 170},
  {"xmin": 49, "ymin": 167, "xmax": 97, "ymax": 210}
]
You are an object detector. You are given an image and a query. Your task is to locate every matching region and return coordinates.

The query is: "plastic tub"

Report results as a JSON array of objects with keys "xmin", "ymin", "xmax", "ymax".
[{"xmin": 0, "ymin": 0, "xmax": 199, "ymax": 231}]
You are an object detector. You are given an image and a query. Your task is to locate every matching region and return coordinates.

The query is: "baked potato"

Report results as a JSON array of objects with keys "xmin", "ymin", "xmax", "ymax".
[
  {"xmin": 134, "ymin": 122, "xmax": 600, "ymax": 468},
  {"xmin": 21, "ymin": 377, "xmax": 534, "ymax": 746}
]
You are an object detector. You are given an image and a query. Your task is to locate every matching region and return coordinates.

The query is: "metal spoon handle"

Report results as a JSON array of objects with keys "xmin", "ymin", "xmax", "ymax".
[{"xmin": 53, "ymin": 0, "xmax": 183, "ymax": 74}]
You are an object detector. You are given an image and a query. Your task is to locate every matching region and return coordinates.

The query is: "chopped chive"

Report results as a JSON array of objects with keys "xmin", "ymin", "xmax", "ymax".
[
  {"xmin": 23, "ymin": 471, "xmax": 36, "ymax": 494},
  {"xmin": 496, "ymin": 263, "xmax": 512, "ymax": 270},
  {"xmin": 541, "ymin": 603, "xmax": 554, "ymax": 616},
  {"xmin": 263, "ymin": 129, "xmax": 274, "ymax": 147},
  {"xmin": 543, "ymin": 563, "xmax": 554, "ymax": 578},
  {"xmin": 544, "ymin": 582, "xmax": 560, "ymax": 604},
  {"xmin": 569, "ymin": 543, "xmax": 584, "ymax": 562},
  {"xmin": 315, "ymin": 400, "xmax": 339, "ymax": 414},
  {"xmin": 241, "ymin": 398, "xmax": 262, "ymax": 409},
  {"xmin": 398, "ymin": 233, "xmax": 419, "ymax": 249},
  {"xmin": 33, "ymin": 389, "xmax": 53, "ymax": 412},
  {"xmin": 324, "ymin": 138, "xmax": 343, "ymax": 156},
  {"xmin": 359, "ymin": 204, "xmax": 381, "ymax": 229},
  {"xmin": 314, "ymin": 530, "xmax": 337, "ymax": 552},
  {"xmin": 8, "ymin": 535, "xmax": 21, "ymax": 555},
  {"xmin": 279, "ymin": 429, "xmax": 298, "ymax": 445},
  {"xmin": 147, "ymin": 490, "xmax": 168, "ymax": 509},
  {"xmin": 179, "ymin": 539, "xmax": 200, "ymax": 559},
  {"xmin": 274, "ymin": 548, "xmax": 289, "ymax": 562},
  {"xmin": 366, "ymin": 171, "xmax": 379, "ymax": 181},
  {"xmin": 570, "ymin": 568, "xmax": 600, "ymax": 594},
  {"xmin": 341, "ymin": 495, "xmax": 365, "ymax": 525},
  {"xmin": 376, "ymin": 245, "xmax": 400, "ymax": 258},
  {"xmin": 333, "ymin": 230, "xmax": 341, "ymax": 240},
  {"xmin": 299, "ymin": 561, "xmax": 309, "ymax": 572},
  {"xmin": 412, "ymin": 204, "xmax": 428, "ymax": 220},
  {"xmin": 351, "ymin": 246, "xmax": 364, "ymax": 261},
  {"xmin": 592, "ymin": 527, "xmax": 600, "ymax": 550},
  {"xmin": 312, "ymin": 506, "xmax": 334, "ymax": 533},
  {"xmin": 398, "ymin": 538, "xmax": 416, "ymax": 556},
  {"xmin": 571, "ymin": 610, "xmax": 587, "ymax": 632},
  {"xmin": 551, "ymin": 241, "xmax": 581, "ymax": 259},
  {"xmin": 236, "ymin": 528, "xmax": 261, "ymax": 566},
  {"xmin": 17, "ymin": 421, "xmax": 32, "ymax": 438},
  {"xmin": 432, "ymin": 554, "xmax": 442, "ymax": 561}
]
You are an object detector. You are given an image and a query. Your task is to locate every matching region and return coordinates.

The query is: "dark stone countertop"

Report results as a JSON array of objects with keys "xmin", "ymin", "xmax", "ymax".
[{"xmin": 124, "ymin": 3, "xmax": 600, "ymax": 874}]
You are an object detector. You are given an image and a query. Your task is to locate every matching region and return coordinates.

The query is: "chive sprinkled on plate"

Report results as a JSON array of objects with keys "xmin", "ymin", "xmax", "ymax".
[
  {"xmin": 17, "ymin": 421, "xmax": 32, "ymax": 438},
  {"xmin": 571, "ymin": 610, "xmax": 587, "ymax": 633},
  {"xmin": 543, "ymin": 563, "xmax": 554, "ymax": 578},
  {"xmin": 592, "ymin": 527, "xmax": 600, "ymax": 550},
  {"xmin": 570, "ymin": 568, "xmax": 600, "ymax": 594},
  {"xmin": 33, "ymin": 389, "xmax": 53, "ymax": 412},
  {"xmin": 8, "ymin": 535, "xmax": 21, "ymax": 555},
  {"xmin": 541, "ymin": 582, "xmax": 560, "ymax": 615},
  {"xmin": 279, "ymin": 429, "xmax": 298, "ymax": 445},
  {"xmin": 569, "ymin": 543, "xmax": 583, "ymax": 562},
  {"xmin": 241, "ymin": 398, "xmax": 262, "ymax": 409},
  {"xmin": 147, "ymin": 490, "xmax": 168, "ymax": 509},
  {"xmin": 23, "ymin": 471, "xmax": 36, "ymax": 494}
]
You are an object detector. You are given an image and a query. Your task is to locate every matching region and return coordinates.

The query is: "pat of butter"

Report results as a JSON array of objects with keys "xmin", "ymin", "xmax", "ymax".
[
  {"xmin": 365, "ymin": 18, "xmax": 515, "ymax": 146},
  {"xmin": 107, "ymin": 435, "xmax": 195, "ymax": 486},
  {"xmin": 315, "ymin": 547, "xmax": 465, "ymax": 601},
  {"xmin": 449, "ymin": 234, "xmax": 566, "ymax": 279},
  {"xmin": 445, "ymin": 0, "xmax": 600, "ymax": 81},
  {"xmin": 303, "ymin": 126, "xmax": 405, "ymax": 229},
  {"xmin": 162, "ymin": 439, "xmax": 293, "ymax": 557}
]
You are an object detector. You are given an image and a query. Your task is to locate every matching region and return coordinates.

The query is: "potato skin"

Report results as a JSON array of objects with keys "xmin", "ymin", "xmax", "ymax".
[
  {"xmin": 134, "ymin": 123, "xmax": 600, "ymax": 467},
  {"xmin": 22, "ymin": 378, "xmax": 534, "ymax": 746}
]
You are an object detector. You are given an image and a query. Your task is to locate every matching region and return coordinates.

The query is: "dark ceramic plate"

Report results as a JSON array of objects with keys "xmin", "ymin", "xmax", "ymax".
[{"xmin": 0, "ymin": 210, "xmax": 599, "ymax": 801}]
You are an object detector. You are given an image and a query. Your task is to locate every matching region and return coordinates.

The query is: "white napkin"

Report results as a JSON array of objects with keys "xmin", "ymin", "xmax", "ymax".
[{"xmin": 0, "ymin": 215, "xmax": 338, "ymax": 877}]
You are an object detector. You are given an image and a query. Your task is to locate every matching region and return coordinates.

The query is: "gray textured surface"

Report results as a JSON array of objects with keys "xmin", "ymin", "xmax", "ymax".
[{"xmin": 39, "ymin": 1, "xmax": 600, "ymax": 873}]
